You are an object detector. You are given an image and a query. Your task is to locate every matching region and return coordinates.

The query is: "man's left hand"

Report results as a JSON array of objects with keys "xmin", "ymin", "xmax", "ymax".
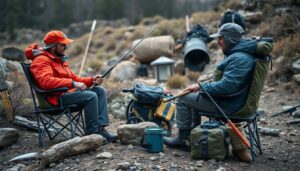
[{"xmin": 93, "ymin": 75, "xmax": 104, "ymax": 85}]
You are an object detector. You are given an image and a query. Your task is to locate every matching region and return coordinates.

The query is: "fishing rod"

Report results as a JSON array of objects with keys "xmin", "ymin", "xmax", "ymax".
[{"xmin": 101, "ymin": 26, "xmax": 157, "ymax": 78}]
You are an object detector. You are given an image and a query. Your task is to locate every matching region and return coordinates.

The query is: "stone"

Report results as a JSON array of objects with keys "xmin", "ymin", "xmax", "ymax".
[
  {"xmin": 117, "ymin": 122, "xmax": 158, "ymax": 145},
  {"xmin": 6, "ymin": 164, "xmax": 27, "ymax": 171},
  {"xmin": 292, "ymin": 59, "xmax": 300, "ymax": 74},
  {"xmin": 0, "ymin": 128, "xmax": 19, "ymax": 150},
  {"xmin": 244, "ymin": 11, "xmax": 263, "ymax": 24},
  {"xmin": 96, "ymin": 152, "xmax": 113, "ymax": 159},
  {"xmin": 258, "ymin": 127, "xmax": 280, "ymax": 136},
  {"xmin": 217, "ymin": 166, "xmax": 227, "ymax": 171},
  {"xmin": 292, "ymin": 111, "xmax": 300, "ymax": 118},
  {"xmin": 109, "ymin": 61, "xmax": 138, "ymax": 81},
  {"xmin": 40, "ymin": 134, "xmax": 105, "ymax": 166},
  {"xmin": 127, "ymin": 144, "xmax": 134, "ymax": 150},
  {"xmin": 2, "ymin": 47, "xmax": 25, "ymax": 61},
  {"xmin": 293, "ymin": 74, "xmax": 300, "ymax": 83}
]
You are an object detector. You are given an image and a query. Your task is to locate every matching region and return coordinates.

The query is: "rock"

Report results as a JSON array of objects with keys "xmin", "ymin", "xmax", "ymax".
[
  {"xmin": 6, "ymin": 164, "xmax": 27, "ymax": 171},
  {"xmin": 2, "ymin": 47, "xmax": 25, "ymax": 61},
  {"xmin": 127, "ymin": 144, "xmax": 134, "ymax": 150},
  {"xmin": 258, "ymin": 127, "xmax": 280, "ymax": 136},
  {"xmin": 216, "ymin": 166, "xmax": 226, "ymax": 171},
  {"xmin": 117, "ymin": 122, "xmax": 158, "ymax": 145},
  {"xmin": 293, "ymin": 74, "xmax": 300, "ymax": 83},
  {"xmin": 244, "ymin": 11, "xmax": 263, "ymax": 24},
  {"xmin": 150, "ymin": 156, "xmax": 157, "ymax": 161},
  {"xmin": 174, "ymin": 60, "xmax": 185, "ymax": 75},
  {"xmin": 109, "ymin": 61, "xmax": 138, "ymax": 81},
  {"xmin": 40, "ymin": 134, "xmax": 105, "ymax": 166},
  {"xmin": 159, "ymin": 152, "xmax": 165, "ymax": 158},
  {"xmin": 133, "ymin": 35, "xmax": 175, "ymax": 63},
  {"xmin": 292, "ymin": 59, "xmax": 300, "ymax": 74},
  {"xmin": 132, "ymin": 78, "xmax": 158, "ymax": 86},
  {"xmin": 0, "ymin": 128, "xmax": 19, "ymax": 150},
  {"xmin": 292, "ymin": 111, "xmax": 300, "ymax": 118},
  {"xmin": 49, "ymin": 163, "xmax": 56, "ymax": 168},
  {"xmin": 108, "ymin": 93, "xmax": 132, "ymax": 119},
  {"xmin": 96, "ymin": 152, "xmax": 112, "ymax": 159}
]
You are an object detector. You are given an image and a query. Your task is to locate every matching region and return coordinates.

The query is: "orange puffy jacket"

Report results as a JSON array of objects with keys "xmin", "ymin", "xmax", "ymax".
[{"xmin": 25, "ymin": 43, "xmax": 93, "ymax": 106}]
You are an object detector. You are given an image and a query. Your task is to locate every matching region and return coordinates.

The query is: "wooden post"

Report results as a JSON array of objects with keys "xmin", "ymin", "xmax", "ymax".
[
  {"xmin": 79, "ymin": 20, "xmax": 97, "ymax": 76},
  {"xmin": 0, "ymin": 90, "xmax": 14, "ymax": 123}
]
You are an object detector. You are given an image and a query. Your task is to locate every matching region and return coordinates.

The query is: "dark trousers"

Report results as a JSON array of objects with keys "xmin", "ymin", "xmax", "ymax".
[{"xmin": 61, "ymin": 86, "xmax": 109, "ymax": 134}]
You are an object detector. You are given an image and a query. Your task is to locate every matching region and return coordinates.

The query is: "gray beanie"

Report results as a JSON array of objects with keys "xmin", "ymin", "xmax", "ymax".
[{"xmin": 210, "ymin": 23, "xmax": 244, "ymax": 45}]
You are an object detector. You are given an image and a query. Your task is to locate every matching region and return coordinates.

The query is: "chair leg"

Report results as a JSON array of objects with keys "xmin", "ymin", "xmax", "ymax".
[
  {"xmin": 253, "ymin": 118, "xmax": 263, "ymax": 154},
  {"xmin": 37, "ymin": 114, "xmax": 44, "ymax": 147},
  {"xmin": 247, "ymin": 121, "xmax": 256, "ymax": 160}
]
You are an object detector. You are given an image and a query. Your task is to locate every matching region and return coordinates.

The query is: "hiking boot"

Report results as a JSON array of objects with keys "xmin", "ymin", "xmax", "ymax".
[
  {"xmin": 99, "ymin": 127, "xmax": 118, "ymax": 142},
  {"xmin": 226, "ymin": 123, "xmax": 252, "ymax": 163},
  {"xmin": 163, "ymin": 129, "xmax": 191, "ymax": 151}
]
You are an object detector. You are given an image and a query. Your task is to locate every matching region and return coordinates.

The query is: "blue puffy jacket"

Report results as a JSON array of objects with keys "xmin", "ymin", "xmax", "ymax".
[{"xmin": 201, "ymin": 38, "xmax": 257, "ymax": 114}]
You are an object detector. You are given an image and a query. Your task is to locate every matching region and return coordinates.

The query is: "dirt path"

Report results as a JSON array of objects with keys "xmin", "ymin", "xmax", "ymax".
[{"xmin": 0, "ymin": 85, "xmax": 299, "ymax": 171}]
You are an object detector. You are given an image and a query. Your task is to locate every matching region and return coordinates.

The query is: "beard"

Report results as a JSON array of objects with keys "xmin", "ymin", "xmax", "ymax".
[{"xmin": 54, "ymin": 49, "xmax": 65, "ymax": 57}]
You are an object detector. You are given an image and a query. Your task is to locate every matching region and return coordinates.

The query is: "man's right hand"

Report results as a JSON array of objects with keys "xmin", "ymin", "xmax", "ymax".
[
  {"xmin": 183, "ymin": 83, "xmax": 200, "ymax": 93},
  {"xmin": 73, "ymin": 81, "xmax": 87, "ymax": 91}
]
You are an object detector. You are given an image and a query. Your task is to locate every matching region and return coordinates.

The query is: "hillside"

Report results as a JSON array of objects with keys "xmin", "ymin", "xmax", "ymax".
[{"xmin": 0, "ymin": 0, "xmax": 300, "ymax": 170}]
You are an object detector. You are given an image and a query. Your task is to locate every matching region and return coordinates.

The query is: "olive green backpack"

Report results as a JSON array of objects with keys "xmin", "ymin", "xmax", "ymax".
[{"xmin": 190, "ymin": 121, "xmax": 230, "ymax": 160}]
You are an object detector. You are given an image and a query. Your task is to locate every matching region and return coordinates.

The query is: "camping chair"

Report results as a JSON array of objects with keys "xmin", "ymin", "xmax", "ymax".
[
  {"xmin": 20, "ymin": 61, "xmax": 86, "ymax": 146},
  {"xmin": 196, "ymin": 57, "xmax": 271, "ymax": 161}
]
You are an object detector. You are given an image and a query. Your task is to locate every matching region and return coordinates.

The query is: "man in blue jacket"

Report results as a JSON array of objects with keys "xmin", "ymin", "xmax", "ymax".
[{"xmin": 164, "ymin": 23, "xmax": 255, "ymax": 162}]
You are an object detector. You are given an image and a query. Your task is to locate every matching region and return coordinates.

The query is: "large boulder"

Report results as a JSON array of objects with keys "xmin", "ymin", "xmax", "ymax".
[
  {"xmin": 109, "ymin": 61, "xmax": 138, "ymax": 81},
  {"xmin": 133, "ymin": 35, "xmax": 175, "ymax": 63},
  {"xmin": 1, "ymin": 47, "xmax": 25, "ymax": 61},
  {"xmin": 117, "ymin": 122, "xmax": 158, "ymax": 145},
  {"xmin": 0, "ymin": 128, "xmax": 19, "ymax": 149}
]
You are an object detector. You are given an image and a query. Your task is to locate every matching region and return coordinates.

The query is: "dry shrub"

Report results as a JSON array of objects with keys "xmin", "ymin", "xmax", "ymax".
[
  {"xmin": 186, "ymin": 71, "xmax": 200, "ymax": 82},
  {"xmin": 104, "ymin": 36, "xmax": 117, "ymax": 52},
  {"xmin": 89, "ymin": 60, "xmax": 103, "ymax": 72},
  {"xmin": 103, "ymin": 81, "xmax": 132, "ymax": 101},
  {"xmin": 273, "ymin": 33, "xmax": 300, "ymax": 60},
  {"xmin": 139, "ymin": 15, "xmax": 165, "ymax": 25},
  {"xmin": 129, "ymin": 26, "xmax": 146, "ymax": 40},
  {"xmin": 221, "ymin": 0, "xmax": 242, "ymax": 10},
  {"xmin": 7, "ymin": 73, "xmax": 34, "ymax": 116},
  {"xmin": 156, "ymin": 19, "xmax": 185, "ymax": 39},
  {"xmin": 102, "ymin": 27, "xmax": 114, "ymax": 35},
  {"xmin": 166, "ymin": 74, "xmax": 188, "ymax": 89},
  {"xmin": 191, "ymin": 11, "xmax": 220, "ymax": 26}
]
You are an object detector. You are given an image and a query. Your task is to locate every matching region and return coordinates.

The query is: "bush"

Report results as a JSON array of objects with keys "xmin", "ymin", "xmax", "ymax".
[
  {"xmin": 166, "ymin": 74, "xmax": 188, "ymax": 89},
  {"xmin": 89, "ymin": 60, "xmax": 103, "ymax": 71},
  {"xmin": 273, "ymin": 33, "xmax": 300, "ymax": 60}
]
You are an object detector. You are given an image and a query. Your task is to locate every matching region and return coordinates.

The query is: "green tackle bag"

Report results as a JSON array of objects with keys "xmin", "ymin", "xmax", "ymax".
[{"xmin": 190, "ymin": 121, "xmax": 229, "ymax": 160}]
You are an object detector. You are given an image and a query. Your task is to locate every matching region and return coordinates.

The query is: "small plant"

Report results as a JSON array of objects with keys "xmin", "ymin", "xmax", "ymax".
[
  {"xmin": 166, "ymin": 74, "xmax": 188, "ymax": 89},
  {"xmin": 273, "ymin": 33, "xmax": 300, "ymax": 60},
  {"xmin": 89, "ymin": 60, "xmax": 103, "ymax": 71}
]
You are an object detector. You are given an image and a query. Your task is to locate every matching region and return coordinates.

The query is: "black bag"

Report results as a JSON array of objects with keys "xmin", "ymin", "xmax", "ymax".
[{"xmin": 133, "ymin": 83, "xmax": 164, "ymax": 105}]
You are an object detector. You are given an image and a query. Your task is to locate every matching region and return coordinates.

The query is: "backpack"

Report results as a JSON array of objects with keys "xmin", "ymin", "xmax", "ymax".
[
  {"xmin": 190, "ymin": 121, "xmax": 230, "ymax": 160},
  {"xmin": 220, "ymin": 10, "xmax": 246, "ymax": 30},
  {"xmin": 133, "ymin": 83, "xmax": 164, "ymax": 105}
]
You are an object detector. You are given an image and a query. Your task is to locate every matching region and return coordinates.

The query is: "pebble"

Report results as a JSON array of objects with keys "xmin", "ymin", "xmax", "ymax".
[
  {"xmin": 49, "ymin": 163, "xmax": 56, "ymax": 168},
  {"xmin": 127, "ymin": 144, "xmax": 134, "ymax": 150},
  {"xmin": 96, "ymin": 152, "xmax": 113, "ymax": 159},
  {"xmin": 216, "ymin": 166, "xmax": 226, "ymax": 171},
  {"xmin": 292, "ymin": 111, "xmax": 300, "ymax": 118},
  {"xmin": 150, "ymin": 156, "xmax": 157, "ymax": 161}
]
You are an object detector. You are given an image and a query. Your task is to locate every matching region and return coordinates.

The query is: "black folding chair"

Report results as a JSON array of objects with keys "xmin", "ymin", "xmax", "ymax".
[
  {"xmin": 20, "ymin": 61, "xmax": 86, "ymax": 146},
  {"xmin": 196, "ymin": 57, "xmax": 271, "ymax": 161}
]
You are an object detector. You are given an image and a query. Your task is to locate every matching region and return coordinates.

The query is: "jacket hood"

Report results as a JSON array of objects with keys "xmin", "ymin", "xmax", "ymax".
[
  {"xmin": 226, "ymin": 38, "xmax": 257, "ymax": 56},
  {"xmin": 25, "ymin": 43, "xmax": 61, "ymax": 61}
]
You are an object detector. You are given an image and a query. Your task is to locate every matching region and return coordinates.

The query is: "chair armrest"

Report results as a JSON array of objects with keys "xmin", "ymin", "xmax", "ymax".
[{"xmin": 35, "ymin": 87, "xmax": 69, "ymax": 94}]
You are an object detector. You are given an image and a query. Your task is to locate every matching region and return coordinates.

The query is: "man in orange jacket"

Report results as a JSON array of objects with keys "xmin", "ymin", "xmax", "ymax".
[{"xmin": 25, "ymin": 30, "xmax": 118, "ymax": 142}]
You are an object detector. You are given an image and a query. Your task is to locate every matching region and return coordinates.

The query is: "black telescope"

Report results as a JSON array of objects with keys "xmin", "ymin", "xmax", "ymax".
[{"xmin": 183, "ymin": 25, "xmax": 210, "ymax": 71}]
